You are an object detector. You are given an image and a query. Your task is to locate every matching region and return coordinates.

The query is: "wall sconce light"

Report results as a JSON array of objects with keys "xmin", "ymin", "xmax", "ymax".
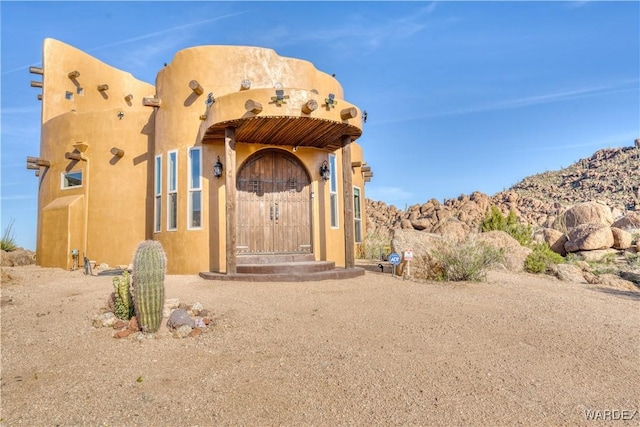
[
  {"xmin": 241, "ymin": 79, "xmax": 251, "ymax": 90},
  {"xmin": 324, "ymin": 93, "xmax": 337, "ymax": 108},
  {"xmin": 214, "ymin": 156, "xmax": 223, "ymax": 178},
  {"xmin": 320, "ymin": 160, "xmax": 331, "ymax": 181},
  {"xmin": 117, "ymin": 111, "xmax": 125, "ymax": 120}
]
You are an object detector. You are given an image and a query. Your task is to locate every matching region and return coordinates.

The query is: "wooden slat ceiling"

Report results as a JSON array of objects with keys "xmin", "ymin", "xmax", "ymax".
[{"xmin": 202, "ymin": 116, "xmax": 362, "ymax": 151}]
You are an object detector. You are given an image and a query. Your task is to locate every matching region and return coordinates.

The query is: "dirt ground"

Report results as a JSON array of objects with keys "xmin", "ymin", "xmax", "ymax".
[{"xmin": 1, "ymin": 264, "xmax": 639, "ymax": 426}]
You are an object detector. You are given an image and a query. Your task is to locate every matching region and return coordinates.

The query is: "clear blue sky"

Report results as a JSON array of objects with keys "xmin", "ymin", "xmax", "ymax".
[{"xmin": 2, "ymin": 1, "xmax": 639, "ymax": 250}]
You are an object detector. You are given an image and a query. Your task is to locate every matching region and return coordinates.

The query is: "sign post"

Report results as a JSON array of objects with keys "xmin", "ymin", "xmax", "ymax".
[
  {"xmin": 403, "ymin": 249, "xmax": 413, "ymax": 280},
  {"xmin": 388, "ymin": 253, "xmax": 401, "ymax": 277}
]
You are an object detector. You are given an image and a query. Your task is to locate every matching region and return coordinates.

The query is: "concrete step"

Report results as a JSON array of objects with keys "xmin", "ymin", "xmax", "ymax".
[
  {"xmin": 199, "ymin": 267, "xmax": 365, "ymax": 282},
  {"xmin": 237, "ymin": 261, "xmax": 335, "ymax": 274}
]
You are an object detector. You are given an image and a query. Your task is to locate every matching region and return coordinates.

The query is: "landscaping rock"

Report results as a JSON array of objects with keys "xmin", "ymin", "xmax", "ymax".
[
  {"xmin": 475, "ymin": 231, "xmax": 531, "ymax": 273},
  {"xmin": 166, "ymin": 308, "xmax": 195, "ymax": 331},
  {"xmin": 534, "ymin": 228, "xmax": 568, "ymax": 256},
  {"xmin": 558, "ymin": 201, "xmax": 614, "ymax": 230},
  {"xmin": 173, "ymin": 324, "xmax": 192, "ymax": 339},
  {"xmin": 93, "ymin": 312, "xmax": 117, "ymax": 328}
]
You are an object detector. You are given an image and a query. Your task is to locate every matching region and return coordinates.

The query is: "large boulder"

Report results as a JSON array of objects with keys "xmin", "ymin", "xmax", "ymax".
[
  {"xmin": 534, "ymin": 228, "xmax": 568, "ymax": 256},
  {"xmin": 559, "ymin": 201, "xmax": 614, "ymax": 230},
  {"xmin": 564, "ymin": 223, "xmax": 614, "ymax": 253},
  {"xmin": 611, "ymin": 211, "xmax": 640, "ymax": 231},
  {"xmin": 611, "ymin": 227, "xmax": 632, "ymax": 250},
  {"xmin": 475, "ymin": 231, "xmax": 532, "ymax": 272},
  {"xmin": 391, "ymin": 229, "xmax": 443, "ymax": 258}
]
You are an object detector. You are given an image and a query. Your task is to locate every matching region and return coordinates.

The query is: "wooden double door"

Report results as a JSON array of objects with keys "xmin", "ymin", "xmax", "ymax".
[{"xmin": 236, "ymin": 150, "xmax": 312, "ymax": 254}]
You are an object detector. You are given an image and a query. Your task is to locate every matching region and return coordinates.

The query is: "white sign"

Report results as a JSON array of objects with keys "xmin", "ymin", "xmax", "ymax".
[{"xmin": 404, "ymin": 249, "xmax": 414, "ymax": 261}]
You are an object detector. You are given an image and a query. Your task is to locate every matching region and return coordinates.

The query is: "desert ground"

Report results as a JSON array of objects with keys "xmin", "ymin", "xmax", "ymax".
[{"xmin": 1, "ymin": 264, "xmax": 639, "ymax": 426}]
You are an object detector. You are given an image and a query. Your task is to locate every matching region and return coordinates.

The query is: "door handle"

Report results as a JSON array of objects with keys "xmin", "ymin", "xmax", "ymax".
[
  {"xmin": 270, "ymin": 206, "xmax": 274, "ymax": 220},
  {"xmin": 275, "ymin": 206, "xmax": 279, "ymax": 221}
]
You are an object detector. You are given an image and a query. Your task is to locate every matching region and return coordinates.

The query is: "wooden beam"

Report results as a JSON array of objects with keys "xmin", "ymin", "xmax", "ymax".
[
  {"xmin": 340, "ymin": 107, "xmax": 357, "ymax": 120},
  {"xmin": 342, "ymin": 136, "xmax": 355, "ymax": 269},
  {"xmin": 68, "ymin": 70, "xmax": 80, "ymax": 79},
  {"xmin": 29, "ymin": 66, "xmax": 43, "ymax": 75},
  {"xmin": 26, "ymin": 163, "xmax": 40, "ymax": 170},
  {"xmin": 225, "ymin": 127, "xmax": 237, "ymax": 274},
  {"xmin": 110, "ymin": 148, "xmax": 124, "ymax": 158},
  {"xmin": 302, "ymin": 99, "xmax": 318, "ymax": 114},
  {"xmin": 245, "ymin": 99, "xmax": 263, "ymax": 114},
  {"xmin": 26, "ymin": 156, "xmax": 39, "ymax": 163},
  {"xmin": 97, "ymin": 84, "xmax": 109, "ymax": 91},
  {"xmin": 189, "ymin": 80, "xmax": 204, "ymax": 96},
  {"xmin": 361, "ymin": 166, "xmax": 371, "ymax": 173},
  {"xmin": 351, "ymin": 161, "xmax": 362, "ymax": 168},
  {"xmin": 36, "ymin": 159, "xmax": 50, "ymax": 167},
  {"xmin": 37, "ymin": 94, "xmax": 43, "ymax": 101},
  {"xmin": 142, "ymin": 97, "xmax": 161, "ymax": 107},
  {"xmin": 30, "ymin": 81, "xmax": 43, "ymax": 88},
  {"xmin": 35, "ymin": 170, "xmax": 40, "ymax": 177}
]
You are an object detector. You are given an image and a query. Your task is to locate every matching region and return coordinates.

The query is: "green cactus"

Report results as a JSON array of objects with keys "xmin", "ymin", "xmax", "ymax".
[
  {"xmin": 112, "ymin": 270, "xmax": 134, "ymax": 320},
  {"xmin": 131, "ymin": 240, "xmax": 166, "ymax": 333}
]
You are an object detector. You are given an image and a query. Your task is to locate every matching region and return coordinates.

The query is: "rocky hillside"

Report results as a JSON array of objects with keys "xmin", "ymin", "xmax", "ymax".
[{"xmin": 367, "ymin": 143, "xmax": 640, "ymax": 238}]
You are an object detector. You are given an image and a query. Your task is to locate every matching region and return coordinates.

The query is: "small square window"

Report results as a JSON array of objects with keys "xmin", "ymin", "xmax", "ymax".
[
  {"xmin": 65, "ymin": 91, "xmax": 73, "ymax": 100},
  {"xmin": 76, "ymin": 87, "xmax": 84, "ymax": 96},
  {"xmin": 62, "ymin": 171, "xmax": 82, "ymax": 188}
]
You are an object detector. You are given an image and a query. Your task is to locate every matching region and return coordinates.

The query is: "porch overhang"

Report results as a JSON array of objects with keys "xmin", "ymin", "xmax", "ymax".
[{"xmin": 199, "ymin": 88, "xmax": 363, "ymax": 151}]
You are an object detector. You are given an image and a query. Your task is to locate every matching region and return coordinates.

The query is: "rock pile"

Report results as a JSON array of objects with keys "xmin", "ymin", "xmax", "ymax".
[
  {"xmin": 94, "ymin": 298, "xmax": 214, "ymax": 339},
  {"xmin": 367, "ymin": 145, "xmax": 640, "ymax": 239}
]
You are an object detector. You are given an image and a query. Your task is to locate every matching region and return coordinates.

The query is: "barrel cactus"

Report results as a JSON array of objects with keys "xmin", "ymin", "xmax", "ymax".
[
  {"xmin": 112, "ymin": 270, "xmax": 134, "ymax": 320},
  {"xmin": 131, "ymin": 240, "xmax": 166, "ymax": 333}
]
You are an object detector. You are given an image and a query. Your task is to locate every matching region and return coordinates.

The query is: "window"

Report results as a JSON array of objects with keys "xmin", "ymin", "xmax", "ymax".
[
  {"xmin": 65, "ymin": 91, "xmax": 73, "ymax": 100},
  {"xmin": 329, "ymin": 154, "xmax": 339, "ymax": 228},
  {"xmin": 354, "ymin": 186, "xmax": 362, "ymax": 243},
  {"xmin": 154, "ymin": 155, "xmax": 162, "ymax": 233},
  {"xmin": 62, "ymin": 171, "xmax": 82, "ymax": 189},
  {"xmin": 188, "ymin": 147, "xmax": 202, "ymax": 229},
  {"xmin": 167, "ymin": 150, "xmax": 178, "ymax": 231}
]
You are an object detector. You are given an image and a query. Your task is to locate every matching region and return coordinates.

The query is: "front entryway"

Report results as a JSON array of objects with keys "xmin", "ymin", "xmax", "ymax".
[{"xmin": 236, "ymin": 149, "xmax": 311, "ymax": 254}]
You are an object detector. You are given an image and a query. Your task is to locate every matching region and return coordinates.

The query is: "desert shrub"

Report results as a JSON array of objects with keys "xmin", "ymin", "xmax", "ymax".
[
  {"xmin": 1, "ymin": 218, "xmax": 17, "ymax": 252},
  {"xmin": 417, "ymin": 236, "xmax": 504, "ymax": 282},
  {"xmin": 481, "ymin": 207, "xmax": 533, "ymax": 247},
  {"xmin": 625, "ymin": 252, "xmax": 640, "ymax": 269},
  {"xmin": 358, "ymin": 233, "xmax": 391, "ymax": 260},
  {"xmin": 524, "ymin": 242, "xmax": 564, "ymax": 273}
]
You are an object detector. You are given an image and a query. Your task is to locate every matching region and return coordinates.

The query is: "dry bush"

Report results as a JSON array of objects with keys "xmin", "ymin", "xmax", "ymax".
[{"xmin": 412, "ymin": 235, "xmax": 504, "ymax": 282}]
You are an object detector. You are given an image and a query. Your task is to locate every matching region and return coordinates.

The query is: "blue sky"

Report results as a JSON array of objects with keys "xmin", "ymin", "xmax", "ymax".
[{"xmin": 1, "ymin": 1, "xmax": 639, "ymax": 250}]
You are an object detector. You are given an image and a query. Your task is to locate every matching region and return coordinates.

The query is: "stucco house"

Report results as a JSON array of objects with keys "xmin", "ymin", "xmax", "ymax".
[{"xmin": 28, "ymin": 39, "xmax": 372, "ymax": 279}]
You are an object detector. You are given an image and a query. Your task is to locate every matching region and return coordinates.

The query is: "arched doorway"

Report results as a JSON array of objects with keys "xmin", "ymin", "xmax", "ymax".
[{"xmin": 236, "ymin": 149, "xmax": 311, "ymax": 254}]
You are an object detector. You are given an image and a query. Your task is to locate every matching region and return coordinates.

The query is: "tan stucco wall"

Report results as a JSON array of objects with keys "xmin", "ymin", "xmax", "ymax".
[
  {"xmin": 36, "ymin": 39, "xmax": 154, "ymax": 268},
  {"xmin": 35, "ymin": 40, "xmax": 368, "ymax": 274}
]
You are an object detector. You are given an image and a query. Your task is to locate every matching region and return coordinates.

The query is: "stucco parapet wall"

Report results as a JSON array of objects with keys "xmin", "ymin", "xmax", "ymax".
[{"xmin": 198, "ymin": 88, "xmax": 362, "ymax": 150}]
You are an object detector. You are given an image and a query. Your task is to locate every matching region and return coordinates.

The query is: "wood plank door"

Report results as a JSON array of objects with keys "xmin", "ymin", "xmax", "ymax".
[{"xmin": 236, "ymin": 150, "xmax": 311, "ymax": 254}]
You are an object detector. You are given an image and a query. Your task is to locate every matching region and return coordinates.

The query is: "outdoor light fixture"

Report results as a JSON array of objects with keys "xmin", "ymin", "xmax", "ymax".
[
  {"xmin": 214, "ymin": 156, "xmax": 223, "ymax": 178},
  {"xmin": 241, "ymin": 79, "xmax": 251, "ymax": 90},
  {"xmin": 320, "ymin": 160, "xmax": 331, "ymax": 181},
  {"xmin": 325, "ymin": 93, "xmax": 337, "ymax": 108}
]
